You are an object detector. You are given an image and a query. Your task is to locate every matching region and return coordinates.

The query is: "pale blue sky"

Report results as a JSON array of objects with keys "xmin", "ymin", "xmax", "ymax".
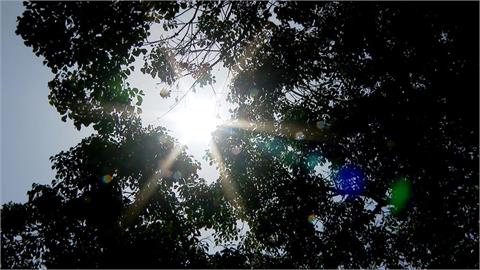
[
  {"xmin": 1, "ymin": 1, "xmax": 227, "ymax": 203},
  {"xmin": 1, "ymin": 1, "xmax": 94, "ymax": 203}
]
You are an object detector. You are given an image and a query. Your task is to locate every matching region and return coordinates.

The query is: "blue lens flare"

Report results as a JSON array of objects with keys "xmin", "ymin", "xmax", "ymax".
[{"xmin": 335, "ymin": 164, "xmax": 364, "ymax": 195}]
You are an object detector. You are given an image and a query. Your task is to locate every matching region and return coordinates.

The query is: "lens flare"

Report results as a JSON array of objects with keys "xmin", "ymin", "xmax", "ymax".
[
  {"xmin": 390, "ymin": 178, "xmax": 411, "ymax": 213},
  {"xmin": 307, "ymin": 213, "xmax": 316, "ymax": 224},
  {"xmin": 249, "ymin": 88, "xmax": 259, "ymax": 98},
  {"xmin": 335, "ymin": 164, "xmax": 364, "ymax": 195},
  {"xmin": 316, "ymin": 120, "xmax": 326, "ymax": 130},
  {"xmin": 100, "ymin": 174, "xmax": 113, "ymax": 184},
  {"xmin": 306, "ymin": 154, "xmax": 321, "ymax": 171},
  {"xmin": 172, "ymin": 171, "xmax": 182, "ymax": 181},
  {"xmin": 231, "ymin": 146, "xmax": 242, "ymax": 155},
  {"xmin": 122, "ymin": 144, "xmax": 184, "ymax": 225},
  {"xmin": 295, "ymin": 131, "xmax": 305, "ymax": 140},
  {"xmin": 264, "ymin": 137, "xmax": 282, "ymax": 156},
  {"xmin": 386, "ymin": 140, "xmax": 396, "ymax": 150}
]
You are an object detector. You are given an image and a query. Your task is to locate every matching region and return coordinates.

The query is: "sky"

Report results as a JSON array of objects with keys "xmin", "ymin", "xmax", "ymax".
[
  {"xmin": 1, "ymin": 1, "xmax": 228, "ymax": 204},
  {"xmin": 1, "ymin": 1, "xmax": 93, "ymax": 203}
]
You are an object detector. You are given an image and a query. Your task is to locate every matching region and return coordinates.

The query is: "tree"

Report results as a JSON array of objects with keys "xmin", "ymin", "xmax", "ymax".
[
  {"xmin": 206, "ymin": 2, "xmax": 479, "ymax": 268},
  {"xmin": 1, "ymin": 120, "xmax": 234, "ymax": 268},
  {"xmin": 2, "ymin": 1, "xmax": 478, "ymax": 268}
]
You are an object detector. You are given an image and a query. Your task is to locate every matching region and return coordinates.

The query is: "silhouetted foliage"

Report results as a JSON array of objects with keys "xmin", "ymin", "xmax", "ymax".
[
  {"xmin": 209, "ymin": 2, "xmax": 479, "ymax": 268},
  {"xmin": 2, "ymin": 121, "xmax": 228, "ymax": 268},
  {"xmin": 2, "ymin": 1, "xmax": 478, "ymax": 269}
]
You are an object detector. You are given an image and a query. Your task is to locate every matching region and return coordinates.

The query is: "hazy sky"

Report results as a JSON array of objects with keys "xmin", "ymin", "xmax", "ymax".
[{"xmin": 1, "ymin": 1, "xmax": 227, "ymax": 203}]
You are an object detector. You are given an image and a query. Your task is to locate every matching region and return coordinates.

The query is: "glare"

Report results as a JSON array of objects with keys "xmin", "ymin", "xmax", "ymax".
[{"xmin": 171, "ymin": 95, "xmax": 221, "ymax": 144}]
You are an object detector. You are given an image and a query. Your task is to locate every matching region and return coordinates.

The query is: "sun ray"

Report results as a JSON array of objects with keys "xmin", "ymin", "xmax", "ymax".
[
  {"xmin": 224, "ymin": 119, "xmax": 329, "ymax": 143},
  {"xmin": 121, "ymin": 144, "xmax": 185, "ymax": 226},
  {"xmin": 209, "ymin": 141, "xmax": 243, "ymax": 211}
]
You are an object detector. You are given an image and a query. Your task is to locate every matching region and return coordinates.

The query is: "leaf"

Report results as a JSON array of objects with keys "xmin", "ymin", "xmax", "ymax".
[
  {"xmin": 133, "ymin": 49, "xmax": 141, "ymax": 57},
  {"xmin": 136, "ymin": 95, "xmax": 143, "ymax": 106}
]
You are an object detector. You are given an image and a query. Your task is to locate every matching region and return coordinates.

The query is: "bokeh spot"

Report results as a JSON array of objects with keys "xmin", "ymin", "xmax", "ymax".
[
  {"xmin": 316, "ymin": 120, "xmax": 327, "ymax": 130},
  {"xmin": 265, "ymin": 137, "xmax": 282, "ymax": 156},
  {"xmin": 100, "ymin": 174, "xmax": 113, "ymax": 184},
  {"xmin": 335, "ymin": 164, "xmax": 364, "ymax": 195},
  {"xmin": 249, "ymin": 88, "xmax": 259, "ymax": 98},
  {"xmin": 306, "ymin": 154, "xmax": 321, "ymax": 171},
  {"xmin": 231, "ymin": 146, "xmax": 242, "ymax": 155},
  {"xmin": 307, "ymin": 213, "xmax": 316, "ymax": 224},
  {"xmin": 295, "ymin": 131, "xmax": 305, "ymax": 141},
  {"xmin": 390, "ymin": 178, "xmax": 411, "ymax": 213},
  {"xmin": 386, "ymin": 140, "xmax": 396, "ymax": 150},
  {"xmin": 173, "ymin": 171, "xmax": 182, "ymax": 181}
]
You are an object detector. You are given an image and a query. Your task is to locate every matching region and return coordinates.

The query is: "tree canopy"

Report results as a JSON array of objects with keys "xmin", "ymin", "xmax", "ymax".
[{"xmin": 2, "ymin": 1, "xmax": 479, "ymax": 268}]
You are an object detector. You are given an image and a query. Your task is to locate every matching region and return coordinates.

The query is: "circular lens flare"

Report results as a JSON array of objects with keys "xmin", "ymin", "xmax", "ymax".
[
  {"xmin": 295, "ymin": 131, "xmax": 305, "ymax": 140},
  {"xmin": 100, "ymin": 174, "xmax": 113, "ymax": 184},
  {"xmin": 307, "ymin": 213, "xmax": 316, "ymax": 224},
  {"xmin": 231, "ymin": 146, "xmax": 242, "ymax": 155},
  {"xmin": 390, "ymin": 178, "xmax": 411, "ymax": 214},
  {"xmin": 335, "ymin": 164, "xmax": 364, "ymax": 195}
]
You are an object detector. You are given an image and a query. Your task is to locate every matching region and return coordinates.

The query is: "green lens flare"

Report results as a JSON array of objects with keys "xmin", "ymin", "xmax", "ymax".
[{"xmin": 390, "ymin": 178, "xmax": 411, "ymax": 213}]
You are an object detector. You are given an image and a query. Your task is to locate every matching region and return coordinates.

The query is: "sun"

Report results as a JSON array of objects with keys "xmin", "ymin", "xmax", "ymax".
[{"xmin": 171, "ymin": 95, "xmax": 221, "ymax": 144}]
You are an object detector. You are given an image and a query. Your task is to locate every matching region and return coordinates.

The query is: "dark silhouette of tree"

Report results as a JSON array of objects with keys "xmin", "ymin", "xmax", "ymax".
[
  {"xmin": 2, "ymin": 1, "xmax": 478, "ymax": 268},
  {"xmin": 1, "ymin": 120, "xmax": 232, "ymax": 268},
  {"xmin": 206, "ymin": 2, "xmax": 479, "ymax": 268}
]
